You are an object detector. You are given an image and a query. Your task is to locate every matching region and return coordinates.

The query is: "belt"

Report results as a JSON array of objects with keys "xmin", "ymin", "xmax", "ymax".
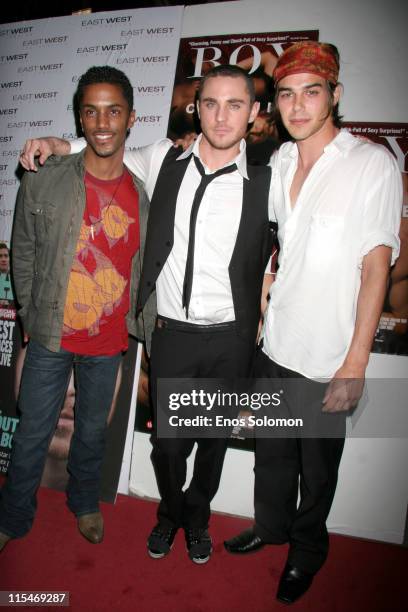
[{"xmin": 156, "ymin": 316, "xmax": 236, "ymax": 333}]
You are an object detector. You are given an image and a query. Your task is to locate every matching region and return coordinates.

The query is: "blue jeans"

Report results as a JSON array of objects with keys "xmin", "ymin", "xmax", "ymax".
[{"xmin": 0, "ymin": 340, "xmax": 121, "ymax": 538}]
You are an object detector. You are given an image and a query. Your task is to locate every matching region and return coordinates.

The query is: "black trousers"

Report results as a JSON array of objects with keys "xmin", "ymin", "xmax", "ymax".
[
  {"xmin": 253, "ymin": 348, "xmax": 345, "ymax": 574},
  {"xmin": 149, "ymin": 318, "xmax": 255, "ymax": 529}
]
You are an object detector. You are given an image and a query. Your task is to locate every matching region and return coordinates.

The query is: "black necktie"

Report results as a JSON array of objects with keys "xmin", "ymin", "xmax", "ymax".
[{"xmin": 182, "ymin": 155, "xmax": 237, "ymax": 318}]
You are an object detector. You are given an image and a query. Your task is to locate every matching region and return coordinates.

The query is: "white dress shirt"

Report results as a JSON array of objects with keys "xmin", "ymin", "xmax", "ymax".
[
  {"xmin": 263, "ymin": 130, "xmax": 402, "ymax": 379},
  {"xmin": 73, "ymin": 135, "xmax": 250, "ymax": 324}
]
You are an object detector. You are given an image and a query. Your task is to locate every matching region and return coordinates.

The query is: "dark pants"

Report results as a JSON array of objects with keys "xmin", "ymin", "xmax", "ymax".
[
  {"xmin": 0, "ymin": 340, "xmax": 121, "ymax": 538},
  {"xmin": 253, "ymin": 348, "xmax": 345, "ymax": 574},
  {"xmin": 150, "ymin": 318, "xmax": 255, "ymax": 529}
]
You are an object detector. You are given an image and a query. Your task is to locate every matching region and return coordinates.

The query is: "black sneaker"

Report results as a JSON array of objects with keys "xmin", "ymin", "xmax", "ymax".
[
  {"xmin": 147, "ymin": 524, "xmax": 178, "ymax": 559},
  {"xmin": 185, "ymin": 527, "xmax": 212, "ymax": 564}
]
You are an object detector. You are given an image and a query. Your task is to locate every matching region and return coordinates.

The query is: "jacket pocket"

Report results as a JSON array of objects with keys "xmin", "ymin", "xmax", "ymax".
[{"xmin": 26, "ymin": 200, "xmax": 57, "ymax": 242}]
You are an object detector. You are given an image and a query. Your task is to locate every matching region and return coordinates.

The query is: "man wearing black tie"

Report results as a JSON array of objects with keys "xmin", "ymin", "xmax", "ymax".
[{"xmin": 20, "ymin": 65, "xmax": 274, "ymax": 564}]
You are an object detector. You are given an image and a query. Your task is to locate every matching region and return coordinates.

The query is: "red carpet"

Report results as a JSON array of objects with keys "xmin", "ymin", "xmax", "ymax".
[{"xmin": 0, "ymin": 486, "xmax": 406, "ymax": 611}]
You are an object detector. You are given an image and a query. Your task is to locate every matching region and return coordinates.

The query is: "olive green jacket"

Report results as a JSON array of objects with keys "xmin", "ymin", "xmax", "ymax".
[{"xmin": 12, "ymin": 151, "xmax": 156, "ymax": 353}]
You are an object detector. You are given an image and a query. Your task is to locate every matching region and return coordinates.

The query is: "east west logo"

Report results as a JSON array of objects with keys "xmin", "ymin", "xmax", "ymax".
[
  {"xmin": 121, "ymin": 27, "xmax": 175, "ymax": 36},
  {"xmin": 23, "ymin": 36, "xmax": 68, "ymax": 47},
  {"xmin": 134, "ymin": 115, "xmax": 162, "ymax": 123},
  {"xmin": 135, "ymin": 85, "xmax": 167, "ymax": 95},
  {"xmin": 117, "ymin": 56, "xmax": 170, "ymax": 65},
  {"xmin": 81, "ymin": 15, "xmax": 132, "ymax": 26},
  {"xmin": 77, "ymin": 43, "xmax": 128, "ymax": 53},
  {"xmin": 0, "ymin": 53, "xmax": 28, "ymax": 62},
  {"xmin": 18, "ymin": 63, "xmax": 63, "ymax": 74},
  {"xmin": 12, "ymin": 92, "xmax": 58, "ymax": 102},
  {"xmin": 0, "ymin": 26, "xmax": 34, "ymax": 37},
  {"xmin": 0, "ymin": 81, "xmax": 23, "ymax": 89},
  {"xmin": 7, "ymin": 120, "xmax": 53, "ymax": 129}
]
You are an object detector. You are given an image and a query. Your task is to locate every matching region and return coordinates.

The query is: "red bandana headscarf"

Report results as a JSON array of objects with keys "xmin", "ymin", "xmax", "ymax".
[{"xmin": 273, "ymin": 42, "xmax": 339, "ymax": 84}]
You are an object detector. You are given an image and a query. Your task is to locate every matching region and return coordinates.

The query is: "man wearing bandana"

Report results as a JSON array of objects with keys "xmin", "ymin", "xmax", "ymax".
[{"xmin": 224, "ymin": 42, "xmax": 402, "ymax": 604}]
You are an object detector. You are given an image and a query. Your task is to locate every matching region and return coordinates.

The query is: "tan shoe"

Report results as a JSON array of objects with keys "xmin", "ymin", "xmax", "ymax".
[
  {"xmin": 0, "ymin": 531, "xmax": 11, "ymax": 552},
  {"xmin": 77, "ymin": 512, "xmax": 104, "ymax": 544}
]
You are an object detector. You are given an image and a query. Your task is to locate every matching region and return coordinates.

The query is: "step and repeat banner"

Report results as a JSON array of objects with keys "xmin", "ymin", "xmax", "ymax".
[
  {"xmin": 0, "ymin": 6, "xmax": 183, "ymax": 242},
  {"xmin": 0, "ymin": 6, "xmax": 183, "ymax": 499}
]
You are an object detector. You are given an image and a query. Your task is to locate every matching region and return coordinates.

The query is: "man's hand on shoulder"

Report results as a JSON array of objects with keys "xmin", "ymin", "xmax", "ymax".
[
  {"xmin": 20, "ymin": 137, "xmax": 71, "ymax": 171},
  {"xmin": 173, "ymin": 132, "xmax": 197, "ymax": 151}
]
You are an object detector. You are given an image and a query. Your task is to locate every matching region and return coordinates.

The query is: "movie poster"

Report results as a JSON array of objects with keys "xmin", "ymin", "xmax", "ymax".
[
  {"xmin": 134, "ymin": 30, "xmax": 319, "ymax": 448},
  {"xmin": 0, "ymin": 308, "xmax": 20, "ymax": 474},
  {"xmin": 167, "ymin": 30, "xmax": 318, "ymax": 164},
  {"xmin": 344, "ymin": 123, "xmax": 408, "ymax": 356}
]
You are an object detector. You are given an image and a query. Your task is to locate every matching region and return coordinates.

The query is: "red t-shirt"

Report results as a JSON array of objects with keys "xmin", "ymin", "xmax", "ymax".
[{"xmin": 61, "ymin": 169, "xmax": 140, "ymax": 355}]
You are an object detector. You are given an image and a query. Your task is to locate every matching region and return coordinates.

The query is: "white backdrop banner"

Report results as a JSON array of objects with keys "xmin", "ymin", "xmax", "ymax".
[{"xmin": 0, "ymin": 6, "xmax": 184, "ymax": 241}]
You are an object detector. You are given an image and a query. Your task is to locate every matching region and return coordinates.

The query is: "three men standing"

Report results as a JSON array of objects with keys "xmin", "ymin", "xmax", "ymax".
[{"xmin": 4, "ymin": 40, "xmax": 402, "ymax": 606}]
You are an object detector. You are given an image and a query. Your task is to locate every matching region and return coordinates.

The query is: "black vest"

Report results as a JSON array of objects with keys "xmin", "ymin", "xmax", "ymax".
[{"xmin": 137, "ymin": 146, "xmax": 274, "ymax": 342}]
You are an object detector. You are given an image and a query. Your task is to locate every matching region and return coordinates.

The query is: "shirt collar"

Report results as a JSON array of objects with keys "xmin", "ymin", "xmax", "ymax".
[
  {"xmin": 177, "ymin": 134, "xmax": 249, "ymax": 180},
  {"xmin": 323, "ymin": 129, "xmax": 359, "ymax": 157},
  {"xmin": 283, "ymin": 128, "xmax": 356, "ymax": 161}
]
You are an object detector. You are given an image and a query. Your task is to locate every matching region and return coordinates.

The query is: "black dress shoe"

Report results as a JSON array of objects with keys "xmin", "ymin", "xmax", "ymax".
[
  {"xmin": 224, "ymin": 527, "xmax": 265, "ymax": 554},
  {"xmin": 147, "ymin": 523, "xmax": 178, "ymax": 559},
  {"xmin": 184, "ymin": 527, "xmax": 212, "ymax": 564},
  {"xmin": 276, "ymin": 563, "xmax": 314, "ymax": 605}
]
